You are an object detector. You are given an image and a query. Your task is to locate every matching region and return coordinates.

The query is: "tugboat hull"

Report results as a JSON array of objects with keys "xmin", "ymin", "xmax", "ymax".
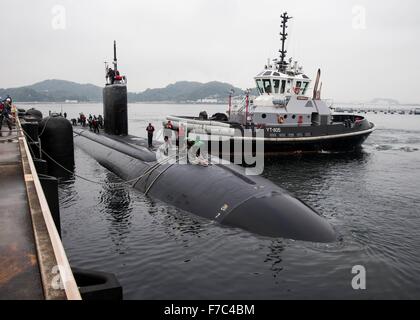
[
  {"xmin": 259, "ymin": 126, "xmax": 375, "ymax": 154},
  {"xmin": 171, "ymin": 117, "xmax": 375, "ymax": 156}
]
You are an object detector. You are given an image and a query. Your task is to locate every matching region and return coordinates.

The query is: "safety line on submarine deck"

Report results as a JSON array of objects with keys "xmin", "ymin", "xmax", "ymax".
[
  {"xmin": 28, "ymin": 129, "xmax": 179, "ymax": 188},
  {"xmin": 24, "ymin": 129, "xmax": 145, "ymax": 187}
]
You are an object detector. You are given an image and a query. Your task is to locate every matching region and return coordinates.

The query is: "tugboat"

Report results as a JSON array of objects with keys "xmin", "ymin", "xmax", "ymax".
[{"xmin": 165, "ymin": 13, "xmax": 375, "ymax": 154}]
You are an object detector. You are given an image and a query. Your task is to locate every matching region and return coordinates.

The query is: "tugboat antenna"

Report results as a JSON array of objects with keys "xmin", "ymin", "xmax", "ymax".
[
  {"xmin": 113, "ymin": 40, "xmax": 118, "ymax": 71},
  {"xmin": 278, "ymin": 12, "xmax": 292, "ymax": 72}
]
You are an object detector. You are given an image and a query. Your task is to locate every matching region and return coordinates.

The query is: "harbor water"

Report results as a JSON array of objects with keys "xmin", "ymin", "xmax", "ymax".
[{"xmin": 20, "ymin": 103, "xmax": 420, "ymax": 299}]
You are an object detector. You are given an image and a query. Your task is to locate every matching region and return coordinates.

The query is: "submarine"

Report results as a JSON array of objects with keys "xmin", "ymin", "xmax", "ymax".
[{"xmin": 73, "ymin": 41, "xmax": 336, "ymax": 243}]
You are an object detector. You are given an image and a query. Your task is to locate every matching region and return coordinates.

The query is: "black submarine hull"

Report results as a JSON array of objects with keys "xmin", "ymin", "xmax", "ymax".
[{"xmin": 73, "ymin": 129, "xmax": 336, "ymax": 243}]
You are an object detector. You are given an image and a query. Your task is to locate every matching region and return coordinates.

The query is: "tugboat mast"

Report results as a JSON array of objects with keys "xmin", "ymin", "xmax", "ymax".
[{"xmin": 278, "ymin": 12, "xmax": 292, "ymax": 73}]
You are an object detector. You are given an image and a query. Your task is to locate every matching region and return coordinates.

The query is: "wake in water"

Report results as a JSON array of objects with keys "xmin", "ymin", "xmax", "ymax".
[{"xmin": 373, "ymin": 145, "xmax": 419, "ymax": 152}]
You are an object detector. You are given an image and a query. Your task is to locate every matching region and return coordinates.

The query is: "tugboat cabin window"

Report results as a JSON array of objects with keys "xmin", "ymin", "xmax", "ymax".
[
  {"xmin": 256, "ymin": 79, "xmax": 264, "ymax": 94},
  {"xmin": 281, "ymin": 80, "xmax": 286, "ymax": 94},
  {"xmin": 286, "ymin": 79, "xmax": 292, "ymax": 93},
  {"xmin": 274, "ymin": 80, "xmax": 280, "ymax": 94},
  {"xmin": 263, "ymin": 79, "xmax": 272, "ymax": 94},
  {"xmin": 302, "ymin": 82, "xmax": 309, "ymax": 95}
]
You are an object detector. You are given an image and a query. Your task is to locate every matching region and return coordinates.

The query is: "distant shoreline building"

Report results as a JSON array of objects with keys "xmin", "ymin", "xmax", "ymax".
[{"xmin": 197, "ymin": 98, "xmax": 219, "ymax": 104}]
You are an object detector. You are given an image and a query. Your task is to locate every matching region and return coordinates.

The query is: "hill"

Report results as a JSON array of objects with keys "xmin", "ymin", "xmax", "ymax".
[
  {"xmin": 129, "ymin": 81, "xmax": 244, "ymax": 102},
  {"xmin": 0, "ymin": 86, "xmax": 50, "ymax": 102},
  {"xmin": 1, "ymin": 79, "xmax": 245, "ymax": 103},
  {"xmin": 29, "ymin": 79, "xmax": 103, "ymax": 102},
  {"xmin": 0, "ymin": 79, "xmax": 102, "ymax": 102}
]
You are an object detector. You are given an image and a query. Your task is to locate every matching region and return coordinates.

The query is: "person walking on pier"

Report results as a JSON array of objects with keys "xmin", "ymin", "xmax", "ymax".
[
  {"xmin": 0, "ymin": 98, "xmax": 13, "ymax": 131},
  {"xmin": 0, "ymin": 98, "xmax": 4, "ymax": 128},
  {"xmin": 146, "ymin": 123, "xmax": 155, "ymax": 148}
]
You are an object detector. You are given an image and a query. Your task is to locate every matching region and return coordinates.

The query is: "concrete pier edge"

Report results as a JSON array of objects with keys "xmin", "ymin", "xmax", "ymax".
[{"xmin": 17, "ymin": 119, "xmax": 81, "ymax": 300}]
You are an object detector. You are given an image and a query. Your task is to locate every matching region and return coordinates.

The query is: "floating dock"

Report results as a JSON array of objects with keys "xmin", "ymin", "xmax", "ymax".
[{"xmin": 0, "ymin": 120, "xmax": 80, "ymax": 300}]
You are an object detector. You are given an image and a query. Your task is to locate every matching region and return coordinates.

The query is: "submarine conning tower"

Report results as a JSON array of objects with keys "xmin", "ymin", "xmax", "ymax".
[{"xmin": 103, "ymin": 40, "xmax": 128, "ymax": 136}]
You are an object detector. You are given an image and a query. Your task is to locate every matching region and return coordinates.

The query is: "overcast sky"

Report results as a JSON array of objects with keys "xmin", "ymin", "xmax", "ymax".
[{"xmin": 0, "ymin": 0, "xmax": 419, "ymax": 103}]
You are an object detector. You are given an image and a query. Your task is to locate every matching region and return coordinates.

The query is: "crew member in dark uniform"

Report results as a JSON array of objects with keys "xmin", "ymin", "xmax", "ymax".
[
  {"xmin": 98, "ymin": 115, "xmax": 104, "ymax": 129},
  {"xmin": 146, "ymin": 123, "xmax": 155, "ymax": 148},
  {"xmin": 92, "ymin": 117, "xmax": 100, "ymax": 134},
  {"xmin": 0, "ymin": 98, "xmax": 13, "ymax": 131},
  {"xmin": 107, "ymin": 67, "xmax": 115, "ymax": 85}
]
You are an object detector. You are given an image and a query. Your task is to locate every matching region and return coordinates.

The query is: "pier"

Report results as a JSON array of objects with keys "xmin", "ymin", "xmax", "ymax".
[{"xmin": 0, "ymin": 120, "xmax": 80, "ymax": 300}]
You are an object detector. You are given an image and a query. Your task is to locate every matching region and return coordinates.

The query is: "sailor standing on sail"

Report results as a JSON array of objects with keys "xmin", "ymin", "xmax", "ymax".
[{"xmin": 107, "ymin": 67, "xmax": 115, "ymax": 85}]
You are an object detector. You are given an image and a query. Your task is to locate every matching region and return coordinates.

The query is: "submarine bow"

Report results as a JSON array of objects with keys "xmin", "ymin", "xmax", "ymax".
[{"xmin": 74, "ymin": 129, "xmax": 336, "ymax": 243}]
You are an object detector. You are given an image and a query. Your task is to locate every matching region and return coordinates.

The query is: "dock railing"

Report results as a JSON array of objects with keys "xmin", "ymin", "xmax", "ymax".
[{"xmin": 17, "ymin": 118, "xmax": 81, "ymax": 300}]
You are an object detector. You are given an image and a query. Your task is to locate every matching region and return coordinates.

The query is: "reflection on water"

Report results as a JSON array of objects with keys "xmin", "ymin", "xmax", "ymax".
[
  {"xmin": 58, "ymin": 177, "xmax": 76, "ymax": 207},
  {"xmin": 99, "ymin": 173, "xmax": 133, "ymax": 254},
  {"xmin": 44, "ymin": 104, "xmax": 420, "ymax": 299},
  {"xmin": 264, "ymin": 241, "xmax": 285, "ymax": 282}
]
